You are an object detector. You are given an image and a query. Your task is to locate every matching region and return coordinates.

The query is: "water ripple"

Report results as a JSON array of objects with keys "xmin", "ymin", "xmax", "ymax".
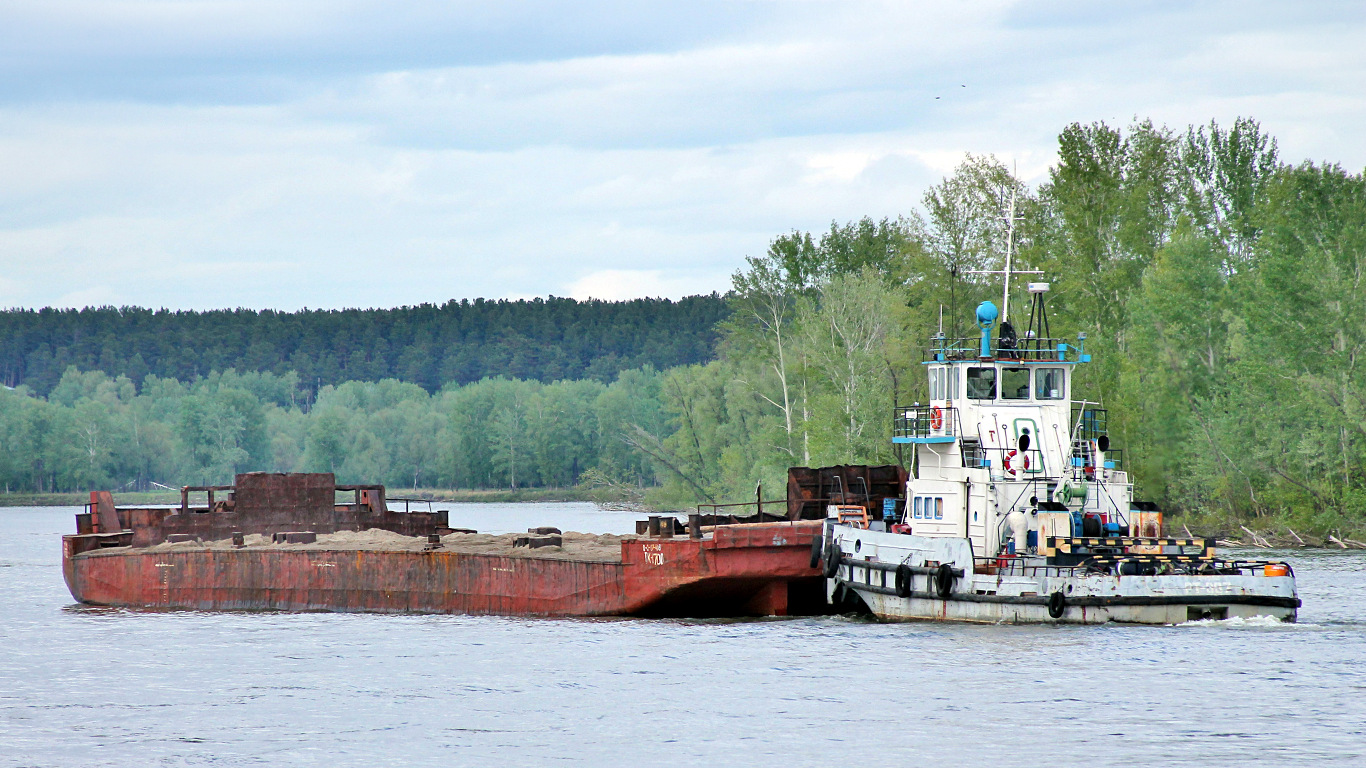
[{"xmin": 2, "ymin": 506, "xmax": 1365, "ymax": 767}]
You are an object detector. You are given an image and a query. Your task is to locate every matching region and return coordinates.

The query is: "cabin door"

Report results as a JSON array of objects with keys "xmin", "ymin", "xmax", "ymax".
[
  {"xmin": 1010, "ymin": 417, "xmax": 1042, "ymax": 475},
  {"xmin": 966, "ymin": 480, "xmax": 988, "ymax": 555}
]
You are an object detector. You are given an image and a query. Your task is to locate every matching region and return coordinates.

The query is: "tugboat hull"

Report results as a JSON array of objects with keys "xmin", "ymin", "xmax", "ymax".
[
  {"xmin": 839, "ymin": 579, "xmax": 1298, "ymax": 625},
  {"xmin": 824, "ymin": 528, "xmax": 1299, "ymax": 625}
]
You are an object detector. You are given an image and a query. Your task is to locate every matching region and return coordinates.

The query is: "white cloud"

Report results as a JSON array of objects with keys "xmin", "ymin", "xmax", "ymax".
[{"xmin": 565, "ymin": 269, "xmax": 724, "ymax": 301}]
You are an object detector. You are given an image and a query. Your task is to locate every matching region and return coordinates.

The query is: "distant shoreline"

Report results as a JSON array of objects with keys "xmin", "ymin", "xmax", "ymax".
[{"xmin": 0, "ymin": 486, "xmax": 615, "ymax": 509}]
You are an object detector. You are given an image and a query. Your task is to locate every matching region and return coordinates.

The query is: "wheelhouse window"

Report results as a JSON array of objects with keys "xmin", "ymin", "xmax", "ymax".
[
  {"xmin": 1036, "ymin": 367, "xmax": 1066, "ymax": 400},
  {"xmin": 1001, "ymin": 367, "xmax": 1030, "ymax": 400},
  {"xmin": 929, "ymin": 366, "xmax": 958, "ymax": 401},
  {"xmin": 966, "ymin": 367, "xmax": 996, "ymax": 399}
]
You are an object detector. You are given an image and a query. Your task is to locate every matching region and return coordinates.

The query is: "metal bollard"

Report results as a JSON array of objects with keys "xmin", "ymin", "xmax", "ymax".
[
  {"xmin": 660, "ymin": 518, "xmax": 673, "ymax": 538},
  {"xmin": 647, "ymin": 516, "xmax": 661, "ymax": 536},
  {"xmin": 231, "ymin": 531, "xmax": 244, "ymax": 547},
  {"xmin": 688, "ymin": 514, "xmax": 701, "ymax": 539}
]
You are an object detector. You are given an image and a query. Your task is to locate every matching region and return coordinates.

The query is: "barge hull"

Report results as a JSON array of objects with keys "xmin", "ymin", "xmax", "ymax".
[{"xmin": 63, "ymin": 522, "xmax": 824, "ymax": 618}]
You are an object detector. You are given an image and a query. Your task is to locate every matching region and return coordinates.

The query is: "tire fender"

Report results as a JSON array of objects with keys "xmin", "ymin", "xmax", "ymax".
[
  {"xmin": 1048, "ymin": 591, "xmax": 1066, "ymax": 619},
  {"xmin": 895, "ymin": 563, "xmax": 913, "ymax": 598},
  {"xmin": 823, "ymin": 541, "xmax": 842, "ymax": 579},
  {"xmin": 935, "ymin": 563, "xmax": 955, "ymax": 599}
]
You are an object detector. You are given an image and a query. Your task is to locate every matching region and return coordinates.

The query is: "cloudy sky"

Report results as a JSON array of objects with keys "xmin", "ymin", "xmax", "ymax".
[{"xmin": 2, "ymin": 1, "xmax": 1363, "ymax": 310}]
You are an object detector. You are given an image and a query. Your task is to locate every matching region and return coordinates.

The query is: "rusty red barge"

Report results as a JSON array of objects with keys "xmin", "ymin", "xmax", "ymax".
[{"xmin": 62, "ymin": 472, "xmax": 829, "ymax": 618}]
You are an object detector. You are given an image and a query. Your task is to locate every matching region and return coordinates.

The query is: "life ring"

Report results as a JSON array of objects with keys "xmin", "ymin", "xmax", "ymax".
[
  {"xmin": 895, "ymin": 563, "xmax": 913, "ymax": 598},
  {"xmin": 1003, "ymin": 449, "xmax": 1030, "ymax": 476},
  {"xmin": 934, "ymin": 563, "xmax": 955, "ymax": 599},
  {"xmin": 1048, "ymin": 591, "xmax": 1066, "ymax": 619},
  {"xmin": 822, "ymin": 542, "xmax": 843, "ymax": 578},
  {"xmin": 929, "ymin": 407, "xmax": 944, "ymax": 430}
]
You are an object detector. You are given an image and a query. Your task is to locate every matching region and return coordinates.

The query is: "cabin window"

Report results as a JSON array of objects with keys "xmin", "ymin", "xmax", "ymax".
[
  {"xmin": 930, "ymin": 367, "xmax": 957, "ymax": 401},
  {"xmin": 966, "ymin": 367, "xmax": 996, "ymax": 399},
  {"xmin": 1001, "ymin": 367, "xmax": 1030, "ymax": 400},
  {"xmin": 913, "ymin": 496, "xmax": 944, "ymax": 520},
  {"xmin": 1036, "ymin": 368, "xmax": 1065, "ymax": 400}
]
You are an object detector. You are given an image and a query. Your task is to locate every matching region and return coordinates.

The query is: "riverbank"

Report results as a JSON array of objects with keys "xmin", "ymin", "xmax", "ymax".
[
  {"xmin": 1170, "ymin": 510, "xmax": 1366, "ymax": 550},
  {"xmin": 0, "ymin": 486, "xmax": 635, "ymax": 509},
  {"xmin": 0, "ymin": 491, "xmax": 179, "ymax": 508}
]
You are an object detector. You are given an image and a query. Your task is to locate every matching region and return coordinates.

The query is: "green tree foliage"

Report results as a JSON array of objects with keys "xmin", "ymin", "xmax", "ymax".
[
  {"xmin": 919, "ymin": 154, "xmax": 1032, "ymax": 338},
  {"xmin": 0, "ymin": 296, "xmax": 729, "ymax": 396},
  {"xmin": 1040, "ymin": 118, "xmax": 1365, "ymax": 525},
  {"xmin": 650, "ymin": 235, "xmax": 922, "ymax": 506},
  {"xmin": 0, "ymin": 366, "xmax": 664, "ymax": 493},
  {"xmin": 645, "ymin": 117, "xmax": 1366, "ymax": 528}
]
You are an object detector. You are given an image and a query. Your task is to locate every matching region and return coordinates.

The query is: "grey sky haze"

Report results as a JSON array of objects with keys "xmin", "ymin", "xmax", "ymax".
[{"xmin": 2, "ymin": 1, "xmax": 1363, "ymax": 310}]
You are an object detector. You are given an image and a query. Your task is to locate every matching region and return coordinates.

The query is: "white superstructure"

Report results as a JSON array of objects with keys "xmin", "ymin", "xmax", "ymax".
[{"xmin": 818, "ymin": 285, "xmax": 1299, "ymax": 624}]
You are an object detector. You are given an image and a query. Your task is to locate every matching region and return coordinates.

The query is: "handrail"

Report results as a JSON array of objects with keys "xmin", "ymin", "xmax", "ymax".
[
  {"xmin": 925, "ymin": 336, "xmax": 1072, "ymax": 362},
  {"xmin": 893, "ymin": 404, "xmax": 959, "ymax": 441}
]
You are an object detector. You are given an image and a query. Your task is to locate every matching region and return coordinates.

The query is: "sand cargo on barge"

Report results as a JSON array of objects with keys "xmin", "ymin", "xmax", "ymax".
[{"xmin": 62, "ymin": 472, "xmax": 828, "ymax": 617}]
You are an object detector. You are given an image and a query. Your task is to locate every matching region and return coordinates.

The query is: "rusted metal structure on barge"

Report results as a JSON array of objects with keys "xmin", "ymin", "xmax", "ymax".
[
  {"xmin": 786, "ymin": 465, "xmax": 908, "ymax": 521},
  {"xmin": 62, "ymin": 472, "xmax": 824, "ymax": 618},
  {"xmin": 72, "ymin": 473, "xmax": 443, "ymax": 550}
]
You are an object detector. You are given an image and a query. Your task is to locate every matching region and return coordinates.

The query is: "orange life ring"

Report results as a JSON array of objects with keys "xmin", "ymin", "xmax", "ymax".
[
  {"xmin": 929, "ymin": 407, "xmax": 944, "ymax": 430},
  {"xmin": 1003, "ymin": 449, "xmax": 1030, "ymax": 476}
]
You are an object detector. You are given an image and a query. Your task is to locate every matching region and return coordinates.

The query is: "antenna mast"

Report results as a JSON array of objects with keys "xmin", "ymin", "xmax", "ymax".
[
  {"xmin": 1002, "ymin": 187, "xmax": 1017, "ymax": 322},
  {"xmin": 967, "ymin": 172, "xmax": 1038, "ymax": 322}
]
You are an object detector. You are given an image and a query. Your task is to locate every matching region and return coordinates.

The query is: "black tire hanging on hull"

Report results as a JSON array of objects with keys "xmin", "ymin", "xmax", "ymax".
[
  {"xmin": 895, "ymin": 563, "xmax": 912, "ymax": 598},
  {"xmin": 1048, "ymin": 591, "xmax": 1067, "ymax": 619},
  {"xmin": 934, "ymin": 563, "xmax": 955, "ymax": 599},
  {"xmin": 823, "ymin": 541, "xmax": 843, "ymax": 578}
]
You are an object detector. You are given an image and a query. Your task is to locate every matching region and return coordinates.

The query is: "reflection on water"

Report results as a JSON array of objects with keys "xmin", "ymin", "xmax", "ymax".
[{"xmin": 2, "ymin": 506, "xmax": 1365, "ymax": 767}]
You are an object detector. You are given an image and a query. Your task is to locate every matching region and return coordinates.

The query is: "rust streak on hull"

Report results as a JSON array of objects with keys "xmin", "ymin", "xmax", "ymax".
[{"xmin": 63, "ymin": 522, "xmax": 825, "ymax": 618}]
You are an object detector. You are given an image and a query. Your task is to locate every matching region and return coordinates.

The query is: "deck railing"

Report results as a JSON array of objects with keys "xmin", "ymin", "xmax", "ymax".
[
  {"xmin": 893, "ymin": 405, "xmax": 959, "ymax": 441},
  {"xmin": 925, "ymin": 335, "xmax": 1072, "ymax": 362}
]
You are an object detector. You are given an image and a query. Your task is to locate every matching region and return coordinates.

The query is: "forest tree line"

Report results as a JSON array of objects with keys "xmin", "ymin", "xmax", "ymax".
[
  {"xmin": 2, "ymin": 117, "xmax": 1363, "ymax": 528},
  {"xmin": 0, "ymin": 295, "xmax": 729, "ymax": 396}
]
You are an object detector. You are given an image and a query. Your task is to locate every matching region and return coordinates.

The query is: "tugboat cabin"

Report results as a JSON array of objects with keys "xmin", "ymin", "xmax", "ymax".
[{"xmin": 891, "ymin": 285, "xmax": 1142, "ymax": 561}]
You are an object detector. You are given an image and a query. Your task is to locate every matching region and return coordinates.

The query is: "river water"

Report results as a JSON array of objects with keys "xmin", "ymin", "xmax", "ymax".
[{"xmin": 2, "ymin": 503, "xmax": 1364, "ymax": 767}]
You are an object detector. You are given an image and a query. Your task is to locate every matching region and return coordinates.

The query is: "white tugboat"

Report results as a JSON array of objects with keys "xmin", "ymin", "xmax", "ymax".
[{"xmin": 817, "ymin": 275, "xmax": 1300, "ymax": 624}]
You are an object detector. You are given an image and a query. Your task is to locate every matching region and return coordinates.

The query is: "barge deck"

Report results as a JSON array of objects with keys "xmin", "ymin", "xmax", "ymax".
[{"xmin": 62, "ymin": 473, "xmax": 824, "ymax": 618}]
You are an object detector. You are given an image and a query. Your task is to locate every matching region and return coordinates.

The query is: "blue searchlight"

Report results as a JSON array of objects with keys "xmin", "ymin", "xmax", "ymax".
[{"xmin": 975, "ymin": 301, "xmax": 998, "ymax": 358}]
